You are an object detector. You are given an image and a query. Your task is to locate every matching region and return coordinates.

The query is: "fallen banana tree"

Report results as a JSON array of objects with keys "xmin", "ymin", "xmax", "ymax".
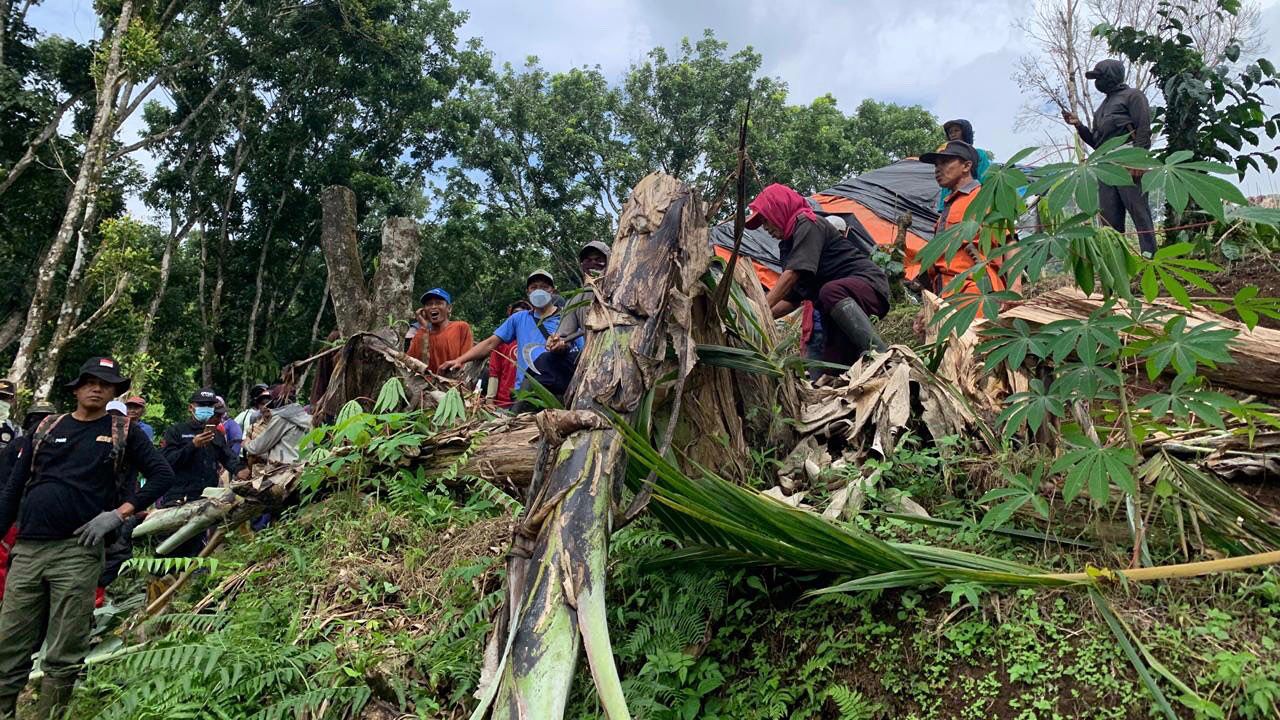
[{"xmin": 471, "ymin": 173, "xmax": 719, "ymax": 719}]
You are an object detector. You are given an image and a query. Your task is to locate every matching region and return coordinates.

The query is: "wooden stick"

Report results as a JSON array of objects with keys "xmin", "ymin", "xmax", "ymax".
[
  {"xmin": 138, "ymin": 528, "xmax": 228, "ymax": 622},
  {"xmin": 714, "ymin": 98, "xmax": 751, "ymax": 314}
]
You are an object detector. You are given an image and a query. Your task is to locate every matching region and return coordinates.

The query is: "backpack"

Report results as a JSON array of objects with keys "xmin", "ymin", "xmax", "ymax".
[{"xmin": 28, "ymin": 413, "xmax": 131, "ymax": 497}]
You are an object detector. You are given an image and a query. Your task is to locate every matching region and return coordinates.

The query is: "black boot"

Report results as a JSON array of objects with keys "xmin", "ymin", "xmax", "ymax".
[
  {"xmin": 827, "ymin": 297, "xmax": 887, "ymax": 359},
  {"xmin": 34, "ymin": 676, "xmax": 76, "ymax": 720},
  {"xmin": 0, "ymin": 692, "xmax": 17, "ymax": 720}
]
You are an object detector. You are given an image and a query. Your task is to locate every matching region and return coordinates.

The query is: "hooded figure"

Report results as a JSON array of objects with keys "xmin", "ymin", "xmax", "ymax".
[{"xmin": 1064, "ymin": 60, "xmax": 1156, "ymax": 255}]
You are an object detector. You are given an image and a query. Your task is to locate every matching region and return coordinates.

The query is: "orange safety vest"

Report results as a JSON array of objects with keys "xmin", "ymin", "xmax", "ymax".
[{"xmin": 931, "ymin": 179, "xmax": 1005, "ymax": 301}]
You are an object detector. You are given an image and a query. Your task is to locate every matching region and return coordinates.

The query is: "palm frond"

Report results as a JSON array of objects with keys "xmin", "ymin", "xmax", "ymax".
[{"xmin": 611, "ymin": 412, "xmax": 1076, "ymax": 592}]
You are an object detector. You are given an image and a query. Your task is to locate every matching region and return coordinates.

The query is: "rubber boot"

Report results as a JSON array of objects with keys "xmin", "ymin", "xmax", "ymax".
[
  {"xmin": 827, "ymin": 297, "xmax": 887, "ymax": 359},
  {"xmin": 34, "ymin": 676, "xmax": 75, "ymax": 720},
  {"xmin": 0, "ymin": 692, "xmax": 17, "ymax": 720}
]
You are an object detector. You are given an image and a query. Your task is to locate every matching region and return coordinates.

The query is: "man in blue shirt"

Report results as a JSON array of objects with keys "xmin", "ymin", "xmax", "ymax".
[{"xmin": 441, "ymin": 270, "xmax": 583, "ymax": 406}]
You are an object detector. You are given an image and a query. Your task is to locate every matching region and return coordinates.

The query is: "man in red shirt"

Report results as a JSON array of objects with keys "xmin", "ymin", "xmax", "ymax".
[{"xmin": 408, "ymin": 288, "xmax": 474, "ymax": 373}]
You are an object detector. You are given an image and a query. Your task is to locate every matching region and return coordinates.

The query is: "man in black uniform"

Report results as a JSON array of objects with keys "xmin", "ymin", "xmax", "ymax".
[
  {"xmin": 1063, "ymin": 59, "xmax": 1156, "ymax": 257},
  {"xmin": 159, "ymin": 388, "xmax": 246, "ymax": 556},
  {"xmin": 0, "ymin": 357, "xmax": 176, "ymax": 719}
]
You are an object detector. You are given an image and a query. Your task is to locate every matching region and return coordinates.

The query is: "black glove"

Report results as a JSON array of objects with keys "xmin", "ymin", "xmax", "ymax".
[{"xmin": 74, "ymin": 510, "xmax": 124, "ymax": 547}]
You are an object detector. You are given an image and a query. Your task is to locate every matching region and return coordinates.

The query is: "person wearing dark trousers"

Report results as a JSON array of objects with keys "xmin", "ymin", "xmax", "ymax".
[
  {"xmin": 1063, "ymin": 59, "xmax": 1157, "ymax": 257},
  {"xmin": 0, "ymin": 357, "xmax": 176, "ymax": 720},
  {"xmin": 159, "ymin": 387, "xmax": 247, "ymax": 556},
  {"xmin": 749, "ymin": 183, "xmax": 890, "ymax": 369}
]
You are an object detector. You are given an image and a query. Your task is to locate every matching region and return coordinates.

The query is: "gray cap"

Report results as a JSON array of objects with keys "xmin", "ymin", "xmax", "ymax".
[
  {"xmin": 526, "ymin": 269, "xmax": 555, "ymax": 285},
  {"xmin": 919, "ymin": 140, "xmax": 979, "ymax": 167},
  {"xmin": 578, "ymin": 240, "xmax": 611, "ymax": 260}
]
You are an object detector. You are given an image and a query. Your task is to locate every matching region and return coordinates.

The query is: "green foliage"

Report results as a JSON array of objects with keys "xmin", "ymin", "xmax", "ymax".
[
  {"xmin": 1051, "ymin": 432, "xmax": 1139, "ymax": 506},
  {"xmin": 977, "ymin": 466, "xmax": 1050, "ymax": 530},
  {"xmin": 924, "ymin": 124, "xmax": 1280, "ymax": 531},
  {"xmin": 84, "ymin": 622, "xmax": 371, "ymax": 720},
  {"xmin": 1098, "ymin": 1, "xmax": 1280, "ymax": 175},
  {"xmin": 120, "ymin": 555, "xmax": 233, "ymax": 578}
]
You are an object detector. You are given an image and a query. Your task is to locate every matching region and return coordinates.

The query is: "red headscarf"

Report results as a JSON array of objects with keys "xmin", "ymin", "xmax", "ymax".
[{"xmin": 748, "ymin": 183, "xmax": 817, "ymax": 240}]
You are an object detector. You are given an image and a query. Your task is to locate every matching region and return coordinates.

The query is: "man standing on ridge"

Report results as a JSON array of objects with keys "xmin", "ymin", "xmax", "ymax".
[
  {"xmin": 937, "ymin": 119, "xmax": 994, "ymax": 211},
  {"xmin": 0, "ymin": 357, "xmax": 176, "ymax": 719},
  {"xmin": 407, "ymin": 288, "xmax": 474, "ymax": 373},
  {"xmin": 1063, "ymin": 59, "xmax": 1156, "ymax": 257},
  {"xmin": 920, "ymin": 139, "xmax": 1007, "ymax": 304}
]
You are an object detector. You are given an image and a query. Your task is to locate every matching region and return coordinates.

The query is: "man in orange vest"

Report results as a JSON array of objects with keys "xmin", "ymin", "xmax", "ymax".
[{"xmin": 919, "ymin": 140, "xmax": 1005, "ymax": 299}]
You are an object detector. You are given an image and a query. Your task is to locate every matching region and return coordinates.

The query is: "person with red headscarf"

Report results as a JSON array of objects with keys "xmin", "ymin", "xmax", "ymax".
[{"xmin": 747, "ymin": 183, "xmax": 890, "ymax": 368}]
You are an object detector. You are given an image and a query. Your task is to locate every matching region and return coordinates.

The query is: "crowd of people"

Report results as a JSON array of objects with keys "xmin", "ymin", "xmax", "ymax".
[
  {"xmin": 0, "ymin": 362, "xmax": 313, "ymax": 718},
  {"xmin": 0, "ymin": 59, "xmax": 1155, "ymax": 720}
]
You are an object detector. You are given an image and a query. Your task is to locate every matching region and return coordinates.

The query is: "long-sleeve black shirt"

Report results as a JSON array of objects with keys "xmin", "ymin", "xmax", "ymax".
[
  {"xmin": 160, "ymin": 419, "xmax": 242, "ymax": 504},
  {"xmin": 0, "ymin": 414, "xmax": 176, "ymax": 540}
]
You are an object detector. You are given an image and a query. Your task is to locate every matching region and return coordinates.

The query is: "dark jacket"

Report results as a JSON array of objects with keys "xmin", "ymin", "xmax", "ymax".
[
  {"xmin": 1075, "ymin": 60, "xmax": 1152, "ymax": 149},
  {"xmin": 0, "ymin": 415, "xmax": 176, "ymax": 540},
  {"xmin": 160, "ymin": 419, "xmax": 241, "ymax": 504}
]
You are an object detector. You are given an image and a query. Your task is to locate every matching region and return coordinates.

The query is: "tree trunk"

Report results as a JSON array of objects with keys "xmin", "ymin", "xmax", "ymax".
[
  {"xmin": 32, "ymin": 165, "xmax": 109, "ymax": 397},
  {"xmin": 1003, "ymin": 288, "xmax": 1280, "ymax": 397},
  {"xmin": 0, "ymin": 314, "xmax": 19, "ymax": 354},
  {"xmin": 238, "ymin": 154, "xmax": 296, "ymax": 406},
  {"xmin": 476, "ymin": 172, "xmax": 712, "ymax": 720},
  {"xmin": 6, "ymin": 0, "xmax": 132, "ymax": 387},
  {"xmin": 0, "ymin": 92, "xmax": 84, "ymax": 198},
  {"xmin": 319, "ymin": 185, "xmax": 422, "ymax": 342},
  {"xmin": 34, "ymin": 273, "xmax": 131, "ymax": 400},
  {"xmin": 136, "ymin": 212, "xmax": 194, "ymax": 359},
  {"xmin": 320, "ymin": 186, "xmax": 368, "ymax": 337},
  {"xmin": 197, "ymin": 225, "xmax": 210, "ymax": 383}
]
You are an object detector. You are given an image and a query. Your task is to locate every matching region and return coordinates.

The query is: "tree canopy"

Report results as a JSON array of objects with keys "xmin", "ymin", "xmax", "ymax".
[{"xmin": 0, "ymin": 4, "xmax": 942, "ymax": 422}]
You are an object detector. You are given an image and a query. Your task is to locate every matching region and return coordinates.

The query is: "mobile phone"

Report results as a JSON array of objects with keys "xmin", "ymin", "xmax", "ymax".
[{"xmin": 204, "ymin": 421, "xmax": 218, "ymax": 432}]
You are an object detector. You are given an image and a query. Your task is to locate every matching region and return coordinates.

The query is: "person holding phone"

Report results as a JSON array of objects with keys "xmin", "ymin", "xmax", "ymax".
[{"xmin": 158, "ymin": 388, "xmax": 247, "ymax": 555}]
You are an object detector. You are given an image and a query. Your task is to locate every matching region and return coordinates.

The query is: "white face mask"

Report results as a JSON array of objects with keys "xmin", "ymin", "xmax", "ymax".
[{"xmin": 528, "ymin": 289, "xmax": 553, "ymax": 309}]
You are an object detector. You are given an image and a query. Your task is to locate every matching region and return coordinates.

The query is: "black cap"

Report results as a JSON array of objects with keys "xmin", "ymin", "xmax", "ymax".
[
  {"xmin": 0, "ymin": 379, "xmax": 13, "ymax": 399},
  {"xmin": 919, "ymin": 140, "xmax": 979, "ymax": 167},
  {"xmin": 65, "ymin": 356, "xmax": 131, "ymax": 394},
  {"xmin": 189, "ymin": 387, "xmax": 218, "ymax": 404},
  {"xmin": 1085, "ymin": 60, "xmax": 1124, "ymax": 79}
]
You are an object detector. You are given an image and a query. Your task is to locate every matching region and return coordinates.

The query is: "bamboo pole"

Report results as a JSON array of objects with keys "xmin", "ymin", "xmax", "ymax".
[{"xmin": 1046, "ymin": 549, "xmax": 1280, "ymax": 584}]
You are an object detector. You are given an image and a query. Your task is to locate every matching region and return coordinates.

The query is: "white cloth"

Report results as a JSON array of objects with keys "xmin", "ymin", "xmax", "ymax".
[{"xmin": 243, "ymin": 403, "xmax": 311, "ymax": 463}]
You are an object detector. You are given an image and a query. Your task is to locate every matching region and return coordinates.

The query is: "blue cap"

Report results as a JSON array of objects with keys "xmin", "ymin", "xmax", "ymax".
[{"xmin": 419, "ymin": 287, "xmax": 452, "ymax": 304}]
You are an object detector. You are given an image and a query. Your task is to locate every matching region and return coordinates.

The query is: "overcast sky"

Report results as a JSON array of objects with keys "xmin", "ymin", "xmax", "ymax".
[{"xmin": 29, "ymin": 0, "xmax": 1280, "ymax": 214}]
